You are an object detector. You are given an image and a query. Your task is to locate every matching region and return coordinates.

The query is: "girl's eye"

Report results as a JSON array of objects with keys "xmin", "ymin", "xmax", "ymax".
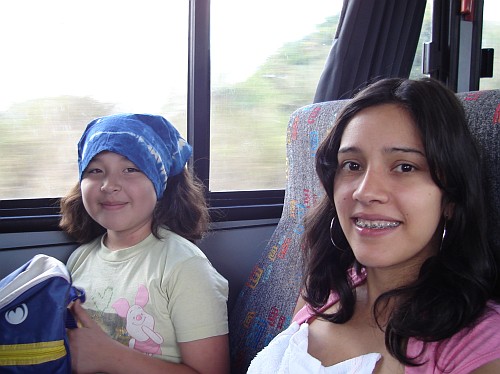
[
  {"xmin": 340, "ymin": 161, "xmax": 361, "ymax": 171},
  {"xmin": 395, "ymin": 163, "xmax": 415, "ymax": 173},
  {"xmin": 124, "ymin": 167, "xmax": 141, "ymax": 173},
  {"xmin": 85, "ymin": 168, "xmax": 102, "ymax": 174}
]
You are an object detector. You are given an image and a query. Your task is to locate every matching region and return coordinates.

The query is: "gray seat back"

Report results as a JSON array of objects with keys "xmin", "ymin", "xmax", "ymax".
[{"xmin": 228, "ymin": 89, "xmax": 500, "ymax": 373}]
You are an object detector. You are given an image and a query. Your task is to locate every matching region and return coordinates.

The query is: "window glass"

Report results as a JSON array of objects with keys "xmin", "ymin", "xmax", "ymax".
[
  {"xmin": 480, "ymin": 0, "xmax": 500, "ymax": 90},
  {"xmin": 0, "ymin": 1, "xmax": 188, "ymax": 199},
  {"xmin": 410, "ymin": 0, "xmax": 433, "ymax": 80},
  {"xmin": 210, "ymin": 0, "xmax": 343, "ymax": 191}
]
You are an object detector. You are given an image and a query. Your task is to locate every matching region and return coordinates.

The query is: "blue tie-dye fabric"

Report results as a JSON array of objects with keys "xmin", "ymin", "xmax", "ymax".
[{"xmin": 78, "ymin": 113, "xmax": 192, "ymax": 199}]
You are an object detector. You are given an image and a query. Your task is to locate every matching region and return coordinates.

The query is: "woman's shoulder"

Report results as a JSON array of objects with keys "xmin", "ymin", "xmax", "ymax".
[
  {"xmin": 466, "ymin": 301, "xmax": 500, "ymax": 335},
  {"xmin": 486, "ymin": 300, "xmax": 500, "ymax": 313},
  {"xmin": 407, "ymin": 301, "xmax": 500, "ymax": 373},
  {"xmin": 293, "ymin": 270, "xmax": 367, "ymax": 324},
  {"xmin": 479, "ymin": 301, "xmax": 500, "ymax": 327}
]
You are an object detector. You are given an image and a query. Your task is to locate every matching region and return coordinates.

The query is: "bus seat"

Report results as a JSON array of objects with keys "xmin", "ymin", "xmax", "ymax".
[{"xmin": 228, "ymin": 88, "xmax": 500, "ymax": 373}]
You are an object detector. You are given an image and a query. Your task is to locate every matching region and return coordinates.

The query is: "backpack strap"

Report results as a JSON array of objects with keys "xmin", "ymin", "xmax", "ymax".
[{"xmin": 65, "ymin": 286, "xmax": 86, "ymax": 329}]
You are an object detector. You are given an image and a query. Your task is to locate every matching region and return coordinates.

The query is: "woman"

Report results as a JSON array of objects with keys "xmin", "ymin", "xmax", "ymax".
[{"xmin": 248, "ymin": 78, "xmax": 500, "ymax": 373}]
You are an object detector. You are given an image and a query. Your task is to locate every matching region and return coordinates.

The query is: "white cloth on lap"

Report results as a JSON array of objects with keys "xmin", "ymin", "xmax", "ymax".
[{"xmin": 247, "ymin": 321, "xmax": 380, "ymax": 373}]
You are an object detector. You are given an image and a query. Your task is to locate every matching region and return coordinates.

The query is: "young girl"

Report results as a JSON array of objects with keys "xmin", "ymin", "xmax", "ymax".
[
  {"xmin": 248, "ymin": 78, "xmax": 500, "ymax": 373},
  {"xmin": 60, "ymin": 113, "xmax": 229, "ymax": 374}
]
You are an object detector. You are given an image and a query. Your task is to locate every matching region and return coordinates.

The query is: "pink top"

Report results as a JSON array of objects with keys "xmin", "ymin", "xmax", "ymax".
[{"xmin": 294, "ymin": 275, "xmax": 500, "ymax": 373}]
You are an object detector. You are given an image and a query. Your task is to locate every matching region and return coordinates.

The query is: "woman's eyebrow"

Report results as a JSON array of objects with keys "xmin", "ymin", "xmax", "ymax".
[
  {"xmin": 338, "ymin": 146, "xmax": 360, "ymax": 154},
  {"xmin": 338, "ymin": 146, "xmax": 425, "ymax": 157},
  {"xmin": 385, "ymin": 146, "xmax": 425, "ymax": 157}
]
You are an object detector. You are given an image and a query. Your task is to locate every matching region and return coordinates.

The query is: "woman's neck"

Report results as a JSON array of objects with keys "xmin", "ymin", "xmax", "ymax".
[{"xmin": 364, "ymin": 261, "xmax": 421, "ymax": 297}]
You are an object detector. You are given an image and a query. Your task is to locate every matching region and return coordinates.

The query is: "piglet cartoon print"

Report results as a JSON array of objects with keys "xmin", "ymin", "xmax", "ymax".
[{"xmin": 112, "ymin": 284, "xmax": 164, "ymax": 355}]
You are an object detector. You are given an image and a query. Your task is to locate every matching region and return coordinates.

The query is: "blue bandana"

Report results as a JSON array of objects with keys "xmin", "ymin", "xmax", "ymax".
[{"xmin": 78, "ymin": 113, "xmax": 192, "ymax": 199}]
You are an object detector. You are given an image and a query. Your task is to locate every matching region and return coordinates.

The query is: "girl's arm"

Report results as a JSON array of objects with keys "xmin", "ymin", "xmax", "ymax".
[
  {"xmin": 68, "ymin": 301, "xmax": 229, "ymax": 374},
  {"xmin": 179, "ymin": 334, "xmax": 229, "ymax": 374}
]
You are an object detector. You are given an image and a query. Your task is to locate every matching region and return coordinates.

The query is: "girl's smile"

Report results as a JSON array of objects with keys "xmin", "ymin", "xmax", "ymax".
[
  {"xmin": 81, "ymin": 151, "xmax": 157, "ymax": 249},
  {"xmin": 100, "ymin": 200, "xmax": 128, "ymax": 209}
]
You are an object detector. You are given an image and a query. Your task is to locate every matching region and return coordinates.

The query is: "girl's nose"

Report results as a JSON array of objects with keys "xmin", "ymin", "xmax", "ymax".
[
  {"xmin": 100, "ymin": 175, "xmax": 121, "ymax": 193},
  {"xmin": 352, "ymin": 168, "xmax": 389, "ymax": 204}
]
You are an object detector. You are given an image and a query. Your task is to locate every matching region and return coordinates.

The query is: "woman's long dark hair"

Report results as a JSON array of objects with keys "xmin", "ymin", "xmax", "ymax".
[
  {"xmin": 59, "ymin": 167, "xmax": 209, "ymax": 243},
  {"xmin": 302, "ymin": 77, "xmax": 498, "ymax": 365}
]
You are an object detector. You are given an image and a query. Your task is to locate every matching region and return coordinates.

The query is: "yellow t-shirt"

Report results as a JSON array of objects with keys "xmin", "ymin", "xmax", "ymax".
[{"xmin": 66, "ymin": 227, "xmax": 228, "ymax": 363}]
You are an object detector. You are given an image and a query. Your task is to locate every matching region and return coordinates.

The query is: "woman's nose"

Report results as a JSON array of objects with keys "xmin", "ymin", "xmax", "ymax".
[{"xmin": 352, "ymin": 168, "xmax": 389, "ymax": 204}]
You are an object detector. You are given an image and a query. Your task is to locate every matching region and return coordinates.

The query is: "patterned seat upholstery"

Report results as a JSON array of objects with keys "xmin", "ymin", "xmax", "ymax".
[{"xmin": 228, "ymin": 89, "xmax": 500, "ymax": 374}]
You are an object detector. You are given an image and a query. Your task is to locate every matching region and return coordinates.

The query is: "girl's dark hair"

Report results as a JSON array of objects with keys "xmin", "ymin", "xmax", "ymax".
[
  {"xmin": 302, "ymin": 77, "xmax": 498, "ymax": 365},
  {"xmin": 59, "ymin": 167, "xmax": 209, "ymax": 243}
]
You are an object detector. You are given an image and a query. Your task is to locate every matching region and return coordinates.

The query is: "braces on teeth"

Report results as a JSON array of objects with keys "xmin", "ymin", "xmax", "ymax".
[{"xmin": 356, "ymin": 219, "xmax": 400, "ymax": 229}]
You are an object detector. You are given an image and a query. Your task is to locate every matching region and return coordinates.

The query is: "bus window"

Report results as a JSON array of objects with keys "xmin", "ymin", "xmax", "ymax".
[
  {"xmin": 0, "ymin": 1, "xmax": 188, "ymax": 200},
  {"xmin": 1, "ymin": 0, "xmax": 490, "ymax": 225},
  {"xmin": 210, "ymin": 0, "xmax": 343, "ymax": 192},
  {"xmin": 209, "ymin": 0, "xmax": 433, "ymax": 192},
  {"xmin": 480, "ymin": 0, "xmax": 499, "ymax": 89}
]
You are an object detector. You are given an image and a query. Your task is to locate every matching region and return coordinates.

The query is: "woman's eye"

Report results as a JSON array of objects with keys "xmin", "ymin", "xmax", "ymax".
[
  {"xmin": 341, "ymin": 161, "xmax": 361, "ymax": 171},
  {"xmin": 395, "ymin": 163, "xmax": 415, "ymax": 173}
]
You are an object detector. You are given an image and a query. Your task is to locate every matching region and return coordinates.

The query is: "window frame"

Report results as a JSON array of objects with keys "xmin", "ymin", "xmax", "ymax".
[
  {"xmin": 0, "ymin": 0, "xmax": 284, "ymax": 233},
  {"xmin": 425, "ymin": 0, "xmax": 486, "ymax": 91},
  {"xmin": 0, "ymin": 0, "xmax": 487, "ymax": 233},
  {"xmin": 188, "ymin": 0, "xmax": 285, "ymax": 213}
]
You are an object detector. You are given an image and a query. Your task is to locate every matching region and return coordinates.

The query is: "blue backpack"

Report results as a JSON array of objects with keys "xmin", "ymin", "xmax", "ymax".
[{"xmin": 0, "ymin": 254, "xmax": 85, "ymax": 373}]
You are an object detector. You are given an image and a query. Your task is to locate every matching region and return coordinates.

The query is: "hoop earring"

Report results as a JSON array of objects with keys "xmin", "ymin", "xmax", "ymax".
[
  {"xmin": 330, "ymin": 217, "xmax": 346, "ymax": 252},
  {"xmin": 439, "ymin": 220, "xmax": 447, "ymax": 252}
]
